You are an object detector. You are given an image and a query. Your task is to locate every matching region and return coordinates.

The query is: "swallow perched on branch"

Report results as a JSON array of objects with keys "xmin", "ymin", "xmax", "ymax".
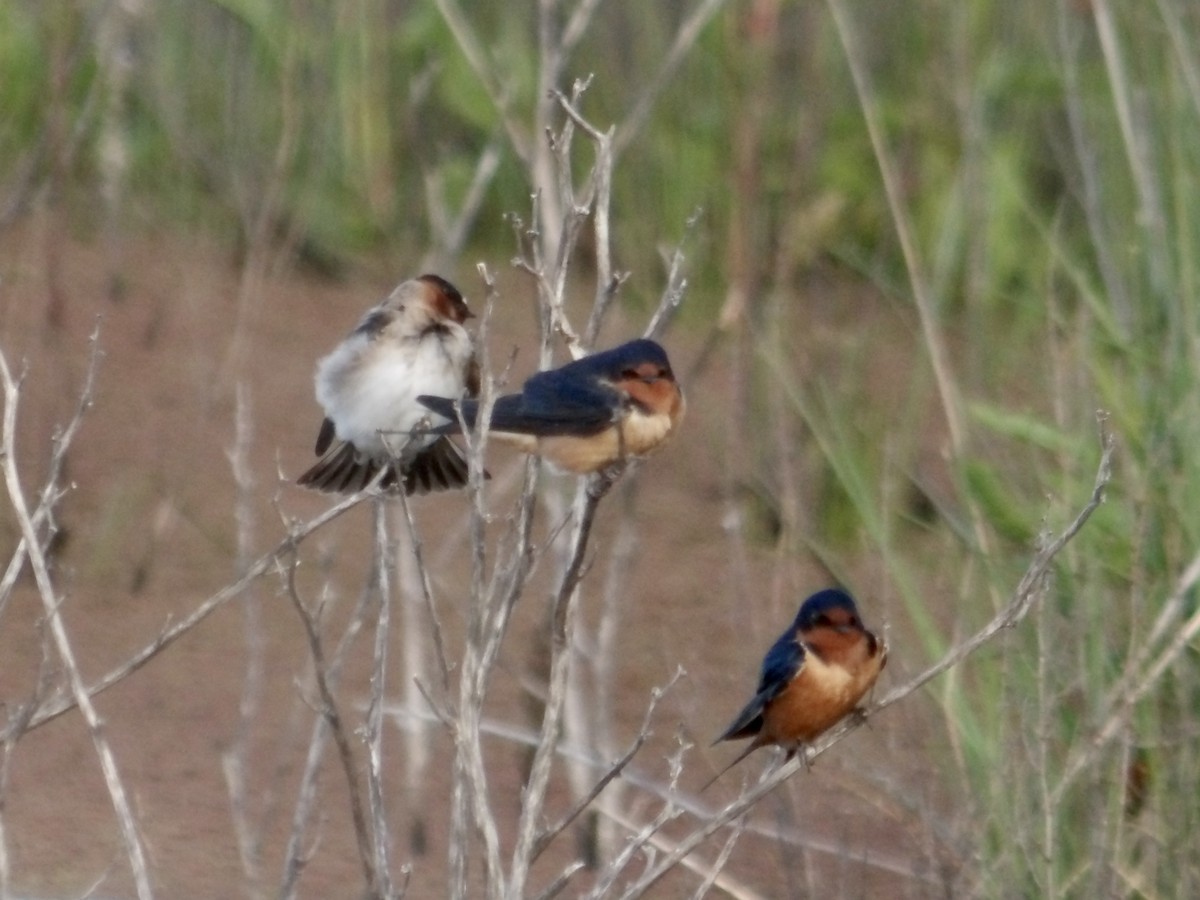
[
  {"xmin": 707, "ymin": 588, "xmax": 886, "ymax": 788},
  {"xmin": 417, "ymin": 338, "xmax": 684, "ymax": 475},
  {"xmin": 297, "ymin": 274, "xmax": 479, "ymax": 494}
]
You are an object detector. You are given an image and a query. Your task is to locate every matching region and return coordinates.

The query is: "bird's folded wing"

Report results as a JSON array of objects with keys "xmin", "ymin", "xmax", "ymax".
[
  {"xmin": 714, "ymin": 636, "xmax": 806, "ymax": 743},
  {"xmin": 419, "ymin": 373, "xmax": 618, "ymax": 437},
  {"xmin": 492, "ymin": 370, "xmax": 619, "ymax": 435},
  {"xmin": 757, "ymin": 633, "xmax": 807, "ymax": 702}
]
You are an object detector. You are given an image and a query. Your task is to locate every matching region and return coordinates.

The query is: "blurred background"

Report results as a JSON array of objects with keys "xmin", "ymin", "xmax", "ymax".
[{"xmin": 1, "ymin": 0, "xmax": 1198, "ymax": 897}]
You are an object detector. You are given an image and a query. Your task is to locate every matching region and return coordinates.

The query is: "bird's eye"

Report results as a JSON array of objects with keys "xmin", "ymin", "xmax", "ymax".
[
  {"xmin": 621, "ymin": 368, "xmax": 640, "ymax": 380},
  {"xmin": 813, "ymin": 614, "xmax": 831, "ymax": 627}
]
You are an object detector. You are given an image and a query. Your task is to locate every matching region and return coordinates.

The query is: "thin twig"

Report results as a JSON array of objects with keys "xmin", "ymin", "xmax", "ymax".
[
  {"xmin": 870, "ymin": 420, "xmax": 1114, "ymax": 710},
  {"xmin": 531, "ymin": 861, "xmax": 588, "ymax": 900},
  {"xmin": 283, "ymin": 559, "xmax": 380, "ymax": 896},
  {"xmin": 448, "ymin": 265, "xmax": 509, "ymax": 900},
  {"xmin": 0, "ymin": 627, "xmax": 56, "ymax": 899},
  {"xmin": 687, "ymin": 815, "xmax": 754, "ymax": 900},
  {"xmin": 507, "ymin": 474, "xmax": 614, "ymax": 899},
  {"xmin": 279, "ymin": 553, "xmax": 382, "ymax": 899},
  {"xmin": 376, "ymin": 697, "xmax": 935, "ymax": 881},
  {"xmin": 365, "ymin": 499, "xmax": 396, "ymax": 896},
  {"xmin": 1052, "ymin": 542, "xmax": 1200, "ymax": 805},
  {"xmin": 222, "ymin": 383, "xmax": 267, "ymax": 894},
  {"xmin": 8, "ymin": 484, "xmax": 381, "ymax": 741},
  {"xmin": 592, "ymin": 737, "xmax": 691, "ymax": 900},
  {"xmin": 1, "ymin": 342, "xmax": 154, "ymax": 900},
  {"xmin": 646, "ymin": 208, "xmax": 702, "ymax": 341},
  {"xmin": 0, "ymin": 321, "xmax": 103, "ymax": 621},
  {"xmin": 531, "ymin": 669, "xmax": 683, "ymax": 861},
  {"xmin": 622, "ymin": 425, "xmax": 1114, "ymax": 896},
  {"xmin": 395, "ymin": 488, "xmax": 453, "ymax": 698},
  {"xmin": 393, "ymin": 491, "xmax": 440, "ymax": 858}
]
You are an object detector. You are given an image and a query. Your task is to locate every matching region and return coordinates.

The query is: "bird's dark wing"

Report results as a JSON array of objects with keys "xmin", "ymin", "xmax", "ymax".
[
  {"xmin": 757, "ymin": 630, "xmax": 806, "ymax": 699},
  {"xmin": 419, "ymin": 371, "xmax": 619, "ymax": 437},
  {"xmin": 350, "ymin": 307, "xmax": 393, "ymax": 339},
  {"xmin": 713, "ymin": 631, "xmax": 806, "ymax": 743},
  {"xmin": 490, "ymin": 368, "xmax": 620, "ymax": 435},
  {"xmin": 314, "ymin": 417, "xmax": 337, "ymax": 455}
]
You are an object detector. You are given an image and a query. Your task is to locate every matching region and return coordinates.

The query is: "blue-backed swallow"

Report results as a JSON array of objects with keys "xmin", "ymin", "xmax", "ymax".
[
  {"xmin": 298, "ymin": 274, "xmax": 480, "ymax": 494},
  {"xmin": 707, "ymin": 588, "xmax": 886, "ymax": 787},
  {"xmin": 417, "ymin": 338, "xmax": 685, "ymax": 475}
]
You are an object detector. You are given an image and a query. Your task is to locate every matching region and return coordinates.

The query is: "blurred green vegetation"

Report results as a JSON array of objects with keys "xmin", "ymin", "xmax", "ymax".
[
  {"xmin": 0, "ymin": 1, "xmax": 1021, "ymax": 302},
  {"xmin": 3, "ymin": 0, "xmax": 1199, "ymax": 894}
]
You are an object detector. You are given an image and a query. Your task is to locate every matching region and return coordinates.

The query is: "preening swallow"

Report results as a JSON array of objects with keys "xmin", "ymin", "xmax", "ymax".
[
  {"xmin": 707, "ymin": 588, "xmax": 886, "ymax": 787},
  {"xmin": 417, "ymin": 338, "xmax": 684, "ymax": 475},
  {"xmin": 297, "ymin": 274, "xmax": 480, "ymax": 494}
]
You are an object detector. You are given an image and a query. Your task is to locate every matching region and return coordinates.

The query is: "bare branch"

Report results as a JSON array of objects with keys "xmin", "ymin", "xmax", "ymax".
[
  {"xmin": 375, "ymin": 697, "xmax": 936, "ymax": 881},
  {"xmin": 9, "ymin": 484, "xmax": 380, "ymax": 741},
  {"xmin": 395, "ymin": 488, "xmax": 453, "ymax": 699},
  {"xmin": 1, "ymin": 341, "xmax": 153, "ymax": 900},
  {"xmin": 532, "ymin": 668, "xmax": 683, "ymax": 862},
  {"xmin": 646, "ymin": 208, "xmax": 702, "ymax": 341},
  {"xmin": 222, "ymin": 383, "xmax": 267, "ymax": 892},
  {"xmin": 445, "ymin": 266, "xmax": 511, "ymax": 900},
  {"xmin": 1, "ymin": 631, "xmax": 56, "ymax": 899},
  {"xmin": 283, "ymin": 556, "xmax": 379, "ymax": 896},
  {"xmin": 620, "ymin": 425, "xmax": 1114, "ymax": 895},
  {"xmin": 594, "ymin": 806, "xmax": 761, "ymax": 900},
  {"xmin": 365, "ymin": 500, "xmax": 397, "ymax": 896},
  {"xmin": 1052, "ymin": 530, "xmax": 1200, "ymax": 805},
  {"xmin": 532, "ymin": 861, "xmax": 588, "ymax": 900},
  {"xmin": 280, "ymin": 556, "xmax": 384, "ymax": 899},
  {"xmin": 590, "ymin": 737, "xmax": 690, "ymax": 899},
  {"xmin": 508, "ymin": 474, "xmax": 614, "ymax": 898},
  {"xmin": 687, "ymin": 816, "xmax": 754, "ymax": 900},
  {"xmin": 0, "ymin": 320, "xmax": 102, "ymax": 621},
  {"xmin": 871, "ymin": 418, "xmax": 1114, "ymax": 711}
]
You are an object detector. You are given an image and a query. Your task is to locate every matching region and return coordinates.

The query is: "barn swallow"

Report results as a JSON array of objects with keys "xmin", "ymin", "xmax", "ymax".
[
  {"xmin": 297, "ymin": 273, "xmax": 480, "ymax": 494},
  {"xmin": 707, "ymin": 588, "xmax": 886, "ymax": 788},
  {"xmin": 417, "ymin": 338, "xmax": 684, "ymax": 475}
]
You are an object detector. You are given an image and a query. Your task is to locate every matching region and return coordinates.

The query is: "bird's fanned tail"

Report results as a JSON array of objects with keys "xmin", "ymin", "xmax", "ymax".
[
  {"xmin": 403, "ymin": 436, "xmax": 471, "ymax": 494},
  {"xmin": 298, "ymin": 440, "xmax": 383, "ymax": 493},
  {"xmin": 297, "ymin": 435, "xmax": 475, "ymax": 495}
]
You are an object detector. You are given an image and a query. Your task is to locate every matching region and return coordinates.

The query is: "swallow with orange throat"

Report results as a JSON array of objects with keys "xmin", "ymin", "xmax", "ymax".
[
  {"xmin": 706, "ymin": 588, "xmax": 886, "ymax": 788},
  {"xmin": 417, "ymin": 338, "xmax": 684, "ymax": 475},
  {"xmin": 297, "ymin": 273, "xmax": 480, "ymax": 494}
]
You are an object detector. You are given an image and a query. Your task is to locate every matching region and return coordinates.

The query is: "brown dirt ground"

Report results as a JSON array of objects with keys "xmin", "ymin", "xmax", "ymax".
[{"xmin": 0, "ymin": 209, "xmax": 967, "ymax": 898}]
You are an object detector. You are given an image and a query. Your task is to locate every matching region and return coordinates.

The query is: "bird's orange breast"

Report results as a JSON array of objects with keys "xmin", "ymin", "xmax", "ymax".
[
  {"xmin": 529, "ymin": 406, "xmax": 680, "ymax": 474},
  {"xmin": 759, "ymin": 642, "xmax": 885, "ymax": 746}
]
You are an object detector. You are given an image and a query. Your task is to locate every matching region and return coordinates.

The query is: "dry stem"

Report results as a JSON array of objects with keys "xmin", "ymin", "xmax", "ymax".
[{"xmin": 0, "ymin": 331, "xmax": 154, "ymax": 900}]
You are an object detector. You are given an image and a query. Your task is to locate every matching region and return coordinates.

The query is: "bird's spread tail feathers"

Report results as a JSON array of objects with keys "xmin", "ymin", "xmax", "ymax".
[{"xmin": 298, "ymin": 435, "xmax": 475, "ymax": 495}]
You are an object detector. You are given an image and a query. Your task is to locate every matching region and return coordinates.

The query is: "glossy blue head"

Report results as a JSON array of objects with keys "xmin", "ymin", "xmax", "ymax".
[
  {"xmin": 584, "ymin": 338, "xmax": 673, "ymax": 378},
  {"xmin": 793, "ymin": 588, "xmax": 862, "ymax": 632}
]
